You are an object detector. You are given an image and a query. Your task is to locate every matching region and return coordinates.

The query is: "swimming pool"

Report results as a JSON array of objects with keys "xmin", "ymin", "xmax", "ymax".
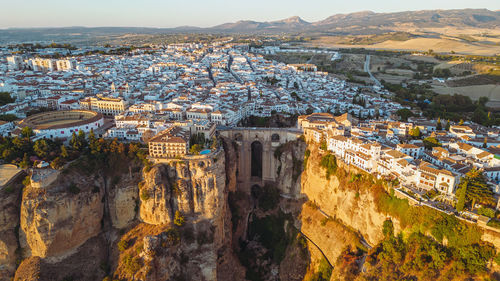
[{"xmin": 200, "ymin": 149, "xmax": 211, "ymax": 155}]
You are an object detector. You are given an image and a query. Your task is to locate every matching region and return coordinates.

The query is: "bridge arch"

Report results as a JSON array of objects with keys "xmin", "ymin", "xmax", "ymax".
[
  {"xmin": 219, "ymin": 128, "xmax": 302, "ymax": 189},
  {"xmin": 271, "ymin": 133, "xmax": 280, "ymax": 142},
  {"xmin": 251, "ymin": 140, "xmax": 263, "ymax": 178}
]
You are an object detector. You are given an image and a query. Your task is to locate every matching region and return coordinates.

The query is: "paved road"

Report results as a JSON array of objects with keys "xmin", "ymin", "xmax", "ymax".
[
  {"xmin": 364, "ymin": 55, "xmax": 382, "ymax": 87},
  {"xmin": 227, "ymin": 54, "xmax": 243, "ymax": 84},
  {"xmin": 245, "ymin": 55, "xmax": 255, "ymax": 72}
]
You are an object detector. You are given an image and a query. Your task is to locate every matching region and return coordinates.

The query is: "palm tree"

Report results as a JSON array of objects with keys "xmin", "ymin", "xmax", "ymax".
[{"xmin": 457, "ymin": 168, "xmax": 495, "ymax": 211}]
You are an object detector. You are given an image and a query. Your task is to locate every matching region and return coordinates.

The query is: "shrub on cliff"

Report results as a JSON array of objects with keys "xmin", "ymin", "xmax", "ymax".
[
  {"xmin": 304, "ymin": 149, "xmax": 311, "ymax": 168},
  {"xmin": 320, "ymin": 153, "xmax": 337, "ymax": 179},
  {"xmin": 174, "ymin": 210, "xmax": 185, "ymax": 226},
  {"xmin": 140, "ymin": 189, "xmax": 150, "ymax": 201},
  {"xmin": 122, "ymin": 254, "xmax": 141, "ymax": 274},
  {"xmin": 118, "ymin": 240, "xmax": 129, "ymax": 252},
  {"xmin": 3, "ymin": 185, "xmax": 15, "ymax": 194},
  {"xmin": 319, "ymin": 137, "xmax": 328, "ymax": 151},
  {"xmin": 382, "ymin": 219, "xmax": 394, "ymax": 238},
  {"xmin": 165, "ymin": 228, "xmax": 180, "ymax": 245},
  {"xmin": 308, "ymin": 256, "xmax": 332, "ymax": 281},
  {"xmin": 22, "ymin": 175, "xmax": 30, "ymax": 187}
]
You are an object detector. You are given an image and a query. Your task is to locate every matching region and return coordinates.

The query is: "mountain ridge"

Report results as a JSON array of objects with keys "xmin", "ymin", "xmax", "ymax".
[{"xmin": 1, "ymin": 8, "xmax": 499, "ymax": 44}]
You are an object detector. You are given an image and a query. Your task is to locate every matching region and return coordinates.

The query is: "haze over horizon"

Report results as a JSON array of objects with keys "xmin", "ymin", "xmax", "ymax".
[{"xmin": 1, "ymin": 0, "xmax": 499, "ymax": 29}]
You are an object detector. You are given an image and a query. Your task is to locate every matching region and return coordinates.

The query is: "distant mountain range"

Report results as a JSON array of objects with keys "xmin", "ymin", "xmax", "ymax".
[
  {"xmin": 207, "ymin": 9, "xmax": 500, "ymax": 33},
  {"xmin": 1, "ymin": 9, "xmax": 499, "ymax": 43}
]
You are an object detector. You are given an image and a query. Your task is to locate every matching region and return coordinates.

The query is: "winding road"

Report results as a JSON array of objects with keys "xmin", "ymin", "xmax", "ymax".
[{"xmin": 364, "ymin": 55, "xmax": 382, "ymax": 87}]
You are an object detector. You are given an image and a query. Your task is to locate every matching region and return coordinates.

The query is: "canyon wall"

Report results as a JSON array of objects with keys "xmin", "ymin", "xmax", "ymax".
[
  {"xmin": 6, "ymin": 135, "xmax": 500, "ymax": 280},
  {"xmin": 20, "ymin": 186, "xmax": 103, "ymax": 259},
  {"xmin": 0, "ymin": 179, "xmax": 22, "ymax": 281},
  {"xmin": 10, "ymin": 149, "xmax": 232, "ymax": 281},
  {"xmin": 300, "ymin": 146, "xmax": 388, "ymax": 246}
]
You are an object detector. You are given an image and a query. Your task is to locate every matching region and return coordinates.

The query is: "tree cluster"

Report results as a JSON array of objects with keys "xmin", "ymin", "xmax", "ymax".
[
  {"xmin": 456, "ymin": 168, "xmax": 495, "ymax": 212},
  {"xmin": 363, "ymin": 218, "xmax": 495, "ymax": 280},
  {"xmin": 0, "ymin": 92, "xmax": 15, "ymax": 106},
  {"xmin": 0, "ymin": 128, "xmax": 149, "ymax": 175}
]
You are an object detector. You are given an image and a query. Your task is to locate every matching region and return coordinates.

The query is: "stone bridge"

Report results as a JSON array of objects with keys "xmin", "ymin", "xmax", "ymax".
[{"xmin": 219, "ymin": 127, "xmax": 302, "ymax": 189}]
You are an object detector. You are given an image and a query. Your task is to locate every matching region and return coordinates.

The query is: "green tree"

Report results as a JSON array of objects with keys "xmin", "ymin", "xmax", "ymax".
[
  {"xmin": 395, "ymin": 108, "xmax": 413, "ymax": 121},
  {"xmin": 483, "ymin": 137, "xmax": 488, "ymax": 148},
  {"xmin": 0, "ymin": 92, "xmax": 15, "ymax": 106},
  {"xmin": 0, "ymin": 114, "xmax": 18, "ymax": 122},
  {"xmin": 33, "ymin": 139, "xmax": 50, "ymax": 158},
  {"xmin": 445, "ymin": 120, "xmax": 451, "ymax": 131},
  {"xmin": 19, "ymin": 153, "xmax": 30, "ymax": 168},
  {"xmin": 210, "ymin": 136, "xmax": 218, "ymax": 150},
  {"xmin": 77, "ymin": 130, "xmax": 87, "ymax": 147},
  {"xmin": 383, "ymin": 219, "xmax": 394, "ymax": 238},
  {"xmin": 319, "ymin": 135, "xmax": 327, "ymax": 150},
  {"xmin": 456, "ymin": 183, "xmax": 466, "ymax": 212},
  {"xmin": 88, "ymin": 129, "xmax": 96, "ymax": 145},
  {"xmin": 473, "ymin": 107, "xmax": 488, "ymax": 125},
  {"xmin": 320, "ymin": 153, "xmax": 337, "ymax": 179},
  {"xmin": 70, "ymin": 131, "xmax": 87, "ymax": 150},
  {"xmin": 423, "ymin": 137, "xmax": 442, "ymax": 150},
  {"xmin": 70, "ymin": 132, "xmax": 79, "ymax": 150},
  {"xmin": 60, "ymin": 145, "xmax": 69, "ymax": 158},
  {"xmin": 457, "ymin": 168, "xmax": 495, "ymax": 211},
  {"xmin": 436, "ymin": 117, "xmax": 442, "ymax": 130},
  {"xmin": 21, "ymin": 127, "xmax": 34, "ymax": 139},
  {"xmin": 459, "ymin": 119, "xmax": 464, "ymax": 125},
  {"xmin": 409, "ymin": 127, "xmax": 421, "ymax": 138},
  {"xmin": 50, "ymin": 157, "xmax": 64, "ymax": 169},
  {"xmin": 189, "ymin": 144, "xmax": 202, "ymax": 155}
]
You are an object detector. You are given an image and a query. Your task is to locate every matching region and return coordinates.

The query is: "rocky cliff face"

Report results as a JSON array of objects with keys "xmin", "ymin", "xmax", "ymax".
[
  {"xmin": 110, "ymin": 151, "xmax": 234, "ymax": 281},
  {"xmin": 139, "ymin": 153, "xmax": 226, "ymax": 238},
  {"xmin": 7, "ymin": 149, "xmax": 234, "ymax": 281},
  {"xmin": 109, "ymin": 181, "xmax": 138, "ymax": 229},
  {"xmin": 7, "ymin": 135, "xmax": 500, "ymax": 280},
  {"xmin": 275, "ymin": 140, "xmax": 306, "ymax": 195},
  {"xmin": 300, "ymin": 146, "xmax": 388, "ymax": 245},
  {"xmin": 0, "ymin": 177, "xmax": 23, "ymax": 281},
  {"xmin": 12, "ymin": 159, "xmax": 143, "ymax": 280},
  {"xmin": 20, "ymin": 186, "xmax": 103, "ymax": 260}
]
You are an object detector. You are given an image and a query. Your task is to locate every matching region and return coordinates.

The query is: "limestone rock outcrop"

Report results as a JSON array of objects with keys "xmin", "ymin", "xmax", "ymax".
[
  {"xmin": 300, "ymin": 203, "xmax": 360, "ymax": 264},
  {"xmin": 139, "ymin": 152, "xmax": 226, "ymax": 232},
  {"xmin": 275, "ymin": 139, "xmax": 306, "ymax": 195},
  {"xmin": 109, "ymin": 183, "xmax": 137, "ymax": 229},
  {"xmin": 301, "ymin": 148, "xmax": 387, "ymax": 245},
  {"xmin": 139, "ymin": 164, "xmax": 173, "ymax": 225},
  {"xmin": 19, "ymin": 185, "xmax": 103, "ymax": 259},
  {"xmin": 0, "ymin": 180, "xmax": 23, "ymax": 280}
]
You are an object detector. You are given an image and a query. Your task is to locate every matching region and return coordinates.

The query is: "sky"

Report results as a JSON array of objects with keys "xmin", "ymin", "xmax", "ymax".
[{"xmin": 1, "ymin": 0, "xmax": 499, "ymax": 28}]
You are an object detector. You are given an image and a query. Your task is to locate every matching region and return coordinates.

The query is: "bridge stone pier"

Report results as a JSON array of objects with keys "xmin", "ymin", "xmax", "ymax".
[{"xmin": 219, "ymin": 127, "xmax": 302, "ymax": 189}]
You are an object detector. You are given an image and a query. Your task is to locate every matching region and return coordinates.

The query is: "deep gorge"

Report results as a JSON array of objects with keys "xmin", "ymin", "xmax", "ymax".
[{"xmin": 1, "ymin": 133, "xmax": 500, "ymax": 281}]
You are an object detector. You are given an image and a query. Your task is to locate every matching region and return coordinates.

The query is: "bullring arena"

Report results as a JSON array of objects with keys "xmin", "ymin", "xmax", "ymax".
[{"xmin": 18, "ymin": 110, "xmax": 104, "ymax": 139}]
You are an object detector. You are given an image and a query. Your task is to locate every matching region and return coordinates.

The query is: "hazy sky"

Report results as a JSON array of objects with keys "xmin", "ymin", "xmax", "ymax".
[{"xmin": 1, "ymin": 0, "xmax": 499, "ymax": 28}]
